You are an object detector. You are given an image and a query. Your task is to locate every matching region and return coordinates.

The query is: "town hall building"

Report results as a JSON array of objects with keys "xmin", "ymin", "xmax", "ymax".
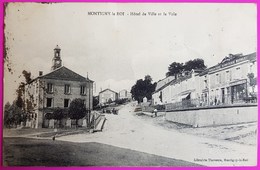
[{"xmin": 24, "ymin": 45, "xmax": 94, "ymax": 128}]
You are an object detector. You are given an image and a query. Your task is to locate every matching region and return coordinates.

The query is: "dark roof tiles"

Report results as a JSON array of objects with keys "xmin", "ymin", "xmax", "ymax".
[{"xmin": 41, "ymin": 66, "xmax": 93, "ymax": 82}]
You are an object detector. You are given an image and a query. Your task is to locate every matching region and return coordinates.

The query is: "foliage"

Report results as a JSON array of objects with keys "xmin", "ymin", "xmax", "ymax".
[
  {"xmin": 107, "ymin": 98, "xmax": 113, "ymax": 104},
  {"xmin": 16, "ymin": 82, "xmax": 25, "ymax": 108},
  {"xmin": 166, "ymin": 62, "xmax": 184, "ymax": 78},
  {"xmin": 45, "ymin": 113, "xmax": 53, "ymax": 120},
  {"xmin": 183, "ymin": 58, "xmax": 206, "ymax": 71},
  {"xmin": 53, "ymin": 107, "xmax": 65, "ymax": 120},
  {"xmin": 115, "ymin": 98, "xmax": 129, "ymax": 105},
  {"xmin": 68, "ymin": 98, "xmax": 87, "ymax": 127},
  {"xmin": 166, "ymin": 58, "xmax": 206, "ymax": 78},
  {"xmin": 154, "ymin": 104, "xmax": 165, "ymax": 111},
  {"xmin": 4, "ymin": 102, "xmax": 11, "ymax": 128},
  {"xmin": 248, "ymin": 73, "xmax": 257, "ymax": 93},
  {"xmin": 15, "ymin": 70, "xmax": 33, "ymax": 112},
  {"xmin": 22, "ymin": 70, "xmax": 32, "ymax": 84},
  {"xmin": 93, "ymin": 97, "xmax": 99, "ymax": 108},
  {"xmin": 131, "ymin": 75, "xmax": 156, "ymax": 103},
  {"xmin": 248, "ymin": 73, "xmax": 257, "ymax": 86},
  {"xmin": 4, "ymin": 101, "xmax": 25, "ymax": 128}
]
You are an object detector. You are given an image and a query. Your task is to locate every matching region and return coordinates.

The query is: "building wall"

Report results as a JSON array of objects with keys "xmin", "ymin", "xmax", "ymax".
[
  {"xmin": 152, "ymin": 53, "xmax": 257, "ymax": 107},
  {"xmin": 165, "ymin": 105, "xmax": 257, "ymax": 127},
  {"xmin": 99, "ymin": 89, "xmax": 118, "ymax": 104},
  {"xmin": 208, "ymin": 59, "xmax": 255, "ymax": 105},
  {"xmin": 25, "ymin": 78, "xmax": 93, "ymax": 128},
  {"xmin": 152, "ymin": 91, "xmax": 161, "ymax": 105},
  {"xmin": 119, "ymin": 90, "xmax": 131, "ymax": 99},
  {"xmin": 41, "ymin": 78, "xmax": 93, "ymax": 109}
]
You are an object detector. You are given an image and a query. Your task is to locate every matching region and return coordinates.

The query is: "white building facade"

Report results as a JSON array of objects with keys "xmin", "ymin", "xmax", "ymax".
[
  {"xmin": 99, "ymin": 89, "xmax": 118, "ymax": 105},
  {"xmin": 152, "ymin": 52, "xmax": 257, "ymax": 108},
  {"xmin": 24, "ymin": 46, "xmax": 94, "ymax": 128},
  {"xmin": 118, "ymin": 89, "xmax": 132, "ymax": 100}
]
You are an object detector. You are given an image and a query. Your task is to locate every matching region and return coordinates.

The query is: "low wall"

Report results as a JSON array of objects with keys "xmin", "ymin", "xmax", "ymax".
[{"xmin": 165, "ymin": 105, "xmax": 257, "ymax": 127}]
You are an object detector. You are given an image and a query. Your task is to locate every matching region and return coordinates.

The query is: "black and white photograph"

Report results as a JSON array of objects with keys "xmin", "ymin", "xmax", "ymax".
[{"xmin": 3, "ymin": 2, "xmax": 257, "ymax": 167}]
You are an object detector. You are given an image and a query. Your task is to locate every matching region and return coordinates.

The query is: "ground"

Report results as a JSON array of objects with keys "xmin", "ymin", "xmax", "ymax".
[
  {"xmin": 3, "ymin": 102, "xmax": 258, "ymax": 167},
  {"xmin": 136, "ymin": 112, "xmax": 257, "ymax": 146},
  {"xmin": 3, "ymin": 138, "xmax": 201, "ymax": 166}
]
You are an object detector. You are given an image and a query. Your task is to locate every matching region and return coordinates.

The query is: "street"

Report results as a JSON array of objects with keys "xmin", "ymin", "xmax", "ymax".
[{"xmin": 58, "ymin": 103, "xmax": 257, "ymax": 166}]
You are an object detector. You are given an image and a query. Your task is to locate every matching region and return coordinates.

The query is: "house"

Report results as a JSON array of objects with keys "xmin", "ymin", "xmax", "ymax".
[
  {"xmin": 152, "ymin": 76, "xmax": 175, "ymax": 105},
  {"xmin": 206, "ymin": 52, "xmax": 257, "ymax": 105},
  {"xmin": 152, "ymin": 52, "xmax": 257, "ymax": 109},
  {"xmin": 99, "ymin": 88, "xmax": 118, "ymax": 105},
  {"xmin": 169, "ymin": 69, "xmax": 203, "ymax": 104},
  {"xmin": 118, "ymin": 89, "xmax": 132, "ymax": 100},
  {"xmin": 24, "ymin": 45, "xmax": 94, "ymax": 128}
]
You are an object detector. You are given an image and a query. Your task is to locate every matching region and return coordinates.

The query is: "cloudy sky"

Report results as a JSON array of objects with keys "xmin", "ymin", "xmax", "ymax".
[{"xmin": 4, "ymin": 3, "xmax": 256, "ymax": 103}]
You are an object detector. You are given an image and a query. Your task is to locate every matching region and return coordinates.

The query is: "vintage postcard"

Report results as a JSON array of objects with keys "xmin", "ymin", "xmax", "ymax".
[{"xmin": 2, "ymin": 2, "xmax": 257, "ymax": 167}]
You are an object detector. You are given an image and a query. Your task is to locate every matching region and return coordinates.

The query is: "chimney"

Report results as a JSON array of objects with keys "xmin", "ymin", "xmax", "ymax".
[{"xmin": 39, "ymin": 71, "xmax": 43, "ymax": 76}]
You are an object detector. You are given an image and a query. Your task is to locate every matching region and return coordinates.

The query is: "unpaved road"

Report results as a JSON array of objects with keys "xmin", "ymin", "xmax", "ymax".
[{"xmin": 58, "ymin": 103, "xmax": 257, "ymax": 166}]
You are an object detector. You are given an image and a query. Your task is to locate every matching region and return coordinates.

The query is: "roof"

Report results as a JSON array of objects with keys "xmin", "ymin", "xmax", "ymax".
[
  {"xmin": 207, "ymin": 52, "xmax": 256, "ymax": 73},
  {"xmin": 29, "ymin": 66, "xmax": 94, "ymax": 83},
  {"xmin": 119, "ymin": 89, "xmax": 129, "ymax": 92},
  {"xmin": 99, "ymin": 88, "xmax": 118, "ymax": 94},
  {"xmin": 153, "ymin": 79, "xmax": 175, "ymax": 94}
]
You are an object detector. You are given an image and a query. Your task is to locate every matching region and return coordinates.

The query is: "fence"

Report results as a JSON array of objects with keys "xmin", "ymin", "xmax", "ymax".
[{"xmin": 165, "ymin": 93, "xmax": 257, "ymax": 111}]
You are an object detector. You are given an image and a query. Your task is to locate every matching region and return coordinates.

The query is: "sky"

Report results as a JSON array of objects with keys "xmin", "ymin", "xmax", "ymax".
[{"xmin": 4, "ymin": 3, "xmax": 256, "ymax": 103}]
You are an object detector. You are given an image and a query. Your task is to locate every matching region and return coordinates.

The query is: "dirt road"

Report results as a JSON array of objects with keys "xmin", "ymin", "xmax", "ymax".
[{"xmin": 58, "ymin": 103, "xmax": 257, "ymax": 166}]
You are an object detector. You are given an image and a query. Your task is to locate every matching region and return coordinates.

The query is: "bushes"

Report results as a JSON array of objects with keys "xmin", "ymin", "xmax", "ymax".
[{"xmin": 154, "ymin": 104, "xmax": 165, "ymax": 111}]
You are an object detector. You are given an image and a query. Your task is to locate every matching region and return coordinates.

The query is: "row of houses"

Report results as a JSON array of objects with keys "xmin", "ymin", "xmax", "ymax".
[
  {"xmin": 152, "ymin": 52, "xmax": 257, "ymax": 109},
  {"xmin": 98, "ymin": 88, "xmax": 132, "ymax": 105}
]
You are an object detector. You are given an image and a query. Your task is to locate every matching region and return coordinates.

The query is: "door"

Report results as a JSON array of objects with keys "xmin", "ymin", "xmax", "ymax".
[{"xmin": 221, "ymin": 88, "xmax": 225, "ymax": 104}]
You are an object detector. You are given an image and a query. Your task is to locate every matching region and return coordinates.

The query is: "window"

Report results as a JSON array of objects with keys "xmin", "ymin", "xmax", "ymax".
[
  {"xmin": 226, "ymin": 70, "xmax": 230, "ymax": 82},
  {"xmin": 64, "ymin": 99, "xmax": 70, "ymax": 108},
  {"xmin": 235, "ymin": 67, "xmax": 241, "ymax": 79},
  {"xmin": 80, "ymin": 86, "xmax": 86, "ymax": 95},
  {"xmin": 47, "ymin": 83, "xmax": 53, "ymax": 93},
  {"xmin": 216, "ymin": 74, "xmax": 220, "ymax": 84},
  {"xmin": 46, "ymin": 98, "xmax": 53, "ymax": 107},
  {"xmin": 204, "ymin": 80, "xmax": 208, "ymax": 89},
  {"xmin": 64, "ymin": 84, "xmax": 71, "ymax": 94}
]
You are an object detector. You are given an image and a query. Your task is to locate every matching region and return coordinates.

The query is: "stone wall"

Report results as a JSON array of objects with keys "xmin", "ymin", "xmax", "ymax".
[{"xmin": 165, "ymin": 105, "xmax": 257, "ymax": 127}]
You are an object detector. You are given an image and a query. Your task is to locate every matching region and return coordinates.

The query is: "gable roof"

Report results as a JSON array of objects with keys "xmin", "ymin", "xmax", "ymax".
[
  {"xmin": 99, "ymin": 88, "xmax": 118, "ymax": 94},
  {"xmin": 39, "ymin": 66, "xmax": 94, "ymax": 82}
]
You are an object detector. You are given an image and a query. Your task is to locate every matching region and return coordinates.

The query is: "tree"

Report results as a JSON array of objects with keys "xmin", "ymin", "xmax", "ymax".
[
  {"xmin": 184, "ymin": 58, "xmax": 206, "ymax": 71},
  {"xmin": 166, "ymin": 59, "xmax": 206, "ymax": 78},
  {"xmin": 144, "ymin": 75, "xmax": 153, "ymax": 82},
  {"xmin": 166, "ymin": 62, "xmax": 184, "ymax": 78},
  {"xmin": 68, "ymin": 99, "xmax": 87, "ymax": 128},
  {"xmin": 15, "ymin": 70, "xmax": 33, "ymax": 124},
  {"xmin": 131, "ymin": 75, "xmax": 156, "ymax": 103},
  {"xmin": 22, "ymin": 70, "xmax": 32, "ymax": 84},
  {"xmin": 248, "ymin": 73, "xmax": 257, "ymax": 93},
  {"xmin": 4, "ymin": 101, "xmax": 25, "ymax": 128},
  {"xmin": 53, "ymin": 107, "xmax": 65, "ymax": 128},
  {"xmin": 45, "ymin": 113, "xmax": 53, "ymax": 120},
  {"xmin": 107, "ymin": 98, "xmax": 113, "ymax": 104},
  {"xmin": 93, "ymin": 97, "xmax": 99, "ymax": 109},
  {"xmin": 4, "ymin": 102, "xmax": 11, "ymax": 128}
]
